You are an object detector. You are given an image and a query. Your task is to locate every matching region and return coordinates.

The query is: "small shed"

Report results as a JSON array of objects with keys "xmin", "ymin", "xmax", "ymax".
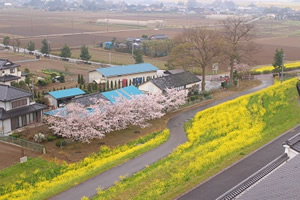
[{"xmin": 45, "ymin": 88, "xmax": 86, "ymax": 108}]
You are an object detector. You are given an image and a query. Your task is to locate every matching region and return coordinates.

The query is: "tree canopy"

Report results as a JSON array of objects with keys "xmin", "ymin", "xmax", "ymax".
[
  {"xmin": 41, "ymin": 39, "xmax": 50, "ymax": 55},
  {"xmin": 3, "ymin": 36, "xmax": 10, "ymax": 46},
  {"xmin": 60, "ymin": 44, "xmax": 71, "ymax": 58},
  {"xmin": 272, "ymin": 48, "xmax": 285, "ymax": 73},
  {"xmin": 133, "ymin": 49, "xmax": 144, "ymax": 64},
  {"xmin": 27, "ymin": 41, "xmax": 35, "ymax": 52},
  {"xmin": 80, "ymin": 45, "xmax": 91, "ymax": 62}
]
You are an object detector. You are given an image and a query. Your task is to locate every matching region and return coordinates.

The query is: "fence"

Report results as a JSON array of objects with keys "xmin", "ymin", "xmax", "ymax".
[{"xmin": 0, "ymin": 136, "xmax": 46, "ymax": 154}]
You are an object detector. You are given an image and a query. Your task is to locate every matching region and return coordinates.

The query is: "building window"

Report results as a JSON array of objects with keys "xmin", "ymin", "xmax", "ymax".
[
  {"xmin": 21, "ymin": 115, "xmax": 27, "ymax": 126},
  {"xmin": 11, "ymin": 98, "xmax": 27, "ymax": 109},
  {"xmin": 10, "ymin": 68, "xmax": 15, "ymax": 73}
]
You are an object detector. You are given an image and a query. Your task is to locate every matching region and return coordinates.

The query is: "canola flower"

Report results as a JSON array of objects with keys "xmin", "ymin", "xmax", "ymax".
[
  {"xmin": 251, "ymin": 61, "xmax": 300, "ymax": 73},
  {"xmin": 0, "ymin": 130, "xmax": 170, "ymax": 200},
  {"xmin": 93, "ymin": 78, "xmax": 299, "ymax": 200}
]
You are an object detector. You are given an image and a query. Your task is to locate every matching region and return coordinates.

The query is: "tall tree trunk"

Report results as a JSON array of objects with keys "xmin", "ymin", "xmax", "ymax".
[{"xmin": 202, "ymin": 67, "xmax": 206, "ymax": 91}]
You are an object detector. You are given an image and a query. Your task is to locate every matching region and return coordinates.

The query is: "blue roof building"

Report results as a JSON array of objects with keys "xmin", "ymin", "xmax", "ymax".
[
  {"xmin": 46, "ymin": 88, "xmax": 86, "ymax": 108},
  {"xmin": 48, "ymin": 88, "xmax": 85, "ymax": 99},
  {"xmin": 95, "ymin": 63, "xmax": 158, "ymax": 78},
  {"xmin": 102, "ymin": 85, "xmax": 143, "ymax": 103},
  {"xmin": 89, "ymin": 63, "xmax": 159, "ymax": 89}
]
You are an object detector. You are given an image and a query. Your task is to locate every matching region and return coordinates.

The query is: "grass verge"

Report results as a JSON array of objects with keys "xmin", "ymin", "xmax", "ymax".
[{"xmin": 0, "ymin": 130, "xmax": 169, "ymax": 200}]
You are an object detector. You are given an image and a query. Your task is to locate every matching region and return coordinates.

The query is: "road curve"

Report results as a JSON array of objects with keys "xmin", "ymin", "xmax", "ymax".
[{"xmin": 50, "ymin": 76, "xmax": 273, "ymax": 200}]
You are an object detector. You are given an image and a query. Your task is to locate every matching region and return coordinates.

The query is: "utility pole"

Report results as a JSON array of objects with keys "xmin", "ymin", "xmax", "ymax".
[{"xmin": 71, "ymin": 17, "xmax": 74, "ymax": 35}]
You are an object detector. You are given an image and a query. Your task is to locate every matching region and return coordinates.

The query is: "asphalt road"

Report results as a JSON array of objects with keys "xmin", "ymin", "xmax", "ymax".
[{"xmin": 50, "ymin": 77, "xmax": 273, "ymax": 200}]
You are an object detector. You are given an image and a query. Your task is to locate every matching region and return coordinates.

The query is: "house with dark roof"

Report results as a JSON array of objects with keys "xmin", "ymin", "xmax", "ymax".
[
  {"xmin": 149, "ymin": 34, "xmax": 168, "ymax": 40},
  {"xmin": 0, "ymin": 59, "xmax": 26, "ymax": 86},
  {"xmin": 217, "ymin": 131, "xmax": 300, "ymax": 200},
  {"xmin": 0, "ymin": 84, "xmax": 47, "ymax": 135},
  {"xmin": 44, "ymin": 88, "xmax": 86, "ymax": 109},
  {"xmin": 89, "ymin": 63, "xmax": 158, "ymax": 89},
  {"xmin": 138, "ymin": 71, "xmax": 201, "ymax": 94}
]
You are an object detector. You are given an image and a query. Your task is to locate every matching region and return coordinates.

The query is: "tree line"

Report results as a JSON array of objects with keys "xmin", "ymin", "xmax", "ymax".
[{"xmin": 2, "ymin": 37, "xmax": 92, "ymax": 62}]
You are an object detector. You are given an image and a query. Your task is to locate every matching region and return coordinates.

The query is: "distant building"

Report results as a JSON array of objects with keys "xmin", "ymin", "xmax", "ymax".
[
  {"xmin": 149, "ymin": 34, "xmax": 168, "ymax": 40},
  {"xmin": 0, "ymin": 59, "xmax": 26, "ymax": 86},
  {"xmin": 45, "ymin": 88, "xmax": 86, "ymax": 108},
  {"xmin": 139, "ymin": 71, "xmax": 201, "ymax": 94},
  {"xmin": 89, "ymin": 63, "xmax": 158, "ymax": 89},
  {"xmin": 0, "ymin": 84, "xmax": 46, "ymax": 135}
]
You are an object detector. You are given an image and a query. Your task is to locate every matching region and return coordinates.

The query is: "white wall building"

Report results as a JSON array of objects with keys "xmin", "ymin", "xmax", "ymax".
[
  {"xmin": 89, "ymin": 63, "xmax": 159, "ymax": 89},
  {"xmin": 0, "ymin": 84, "xmax": 46, "ymax": 135},
  {"xmin": 0, "ymin": 59, "xmax": 26, "ymax": 86},
  {"xmin": 139, "ymin": 71, "xmax": 201, "ymax": 94}
]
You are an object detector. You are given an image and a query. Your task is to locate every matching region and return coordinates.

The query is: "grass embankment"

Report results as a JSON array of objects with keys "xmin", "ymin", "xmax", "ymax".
[
  {"xmin": 92, "ymin": 78, "xmax": 300, "ymax": 200},
  {"xmin": 251, "ymin": 61, "xmax": 300, "ymax": 74},
  {"xmin": 0, "ymin": 130, "xmax": 170, "ymax": 200}
]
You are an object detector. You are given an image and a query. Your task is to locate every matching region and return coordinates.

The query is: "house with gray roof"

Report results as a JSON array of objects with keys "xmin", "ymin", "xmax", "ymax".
[
  {"xmin": 138, "ymin": 71, "xmax": 201, "ymax": 94},
  {"xmin": 0, "ymin": 84, "xmax": 47, "ymax": 135},
  {"xmin": 0, "ymin": 59, "xmax": 26, "ymax": 86}
]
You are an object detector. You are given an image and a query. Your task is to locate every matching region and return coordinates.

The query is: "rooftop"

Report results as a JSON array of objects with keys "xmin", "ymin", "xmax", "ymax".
[
  {"xmin": 150, "ymin": 71, "xmax": 201, "ymax": 90},
  {"xmin": 0, "ymin": 84, "xmax": 32, "ymax": 102},
  {"xmin": 0, "ymin": 103, "xmax": 46, "ymax": 120},
  {"xmin": 283, "ymin": 132, "xmax": 300, "ymax": 153},
  {"xmin": 95, "ymin": 63, "xmax": 158, "ymax": 78},
  {"xmin": 72, "ymin": 92, "xmax": 108, "ymax": 106},
  {"xmin": 48, "ymin": 88, "xmax": 86, "ymax": 100},
  {"xmin": 0, "ymin": 59, "xmax": 20, "ymax": 70},
  {"xmin": 102, "ymin": 85, "xmax": 143, "ymax": 103},
  {"xmin": 237, "ymin": 154, "xmax": 300, "ymax": 200},
  {"xmin": 0, "ymin": 74, "xmax": 21, "ymax": 82}
]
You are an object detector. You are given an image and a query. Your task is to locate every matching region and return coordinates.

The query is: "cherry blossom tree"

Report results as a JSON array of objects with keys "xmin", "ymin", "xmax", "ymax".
[{"xmin": 47, "ymin": 88, "xmax": 187, "ymax": 142}]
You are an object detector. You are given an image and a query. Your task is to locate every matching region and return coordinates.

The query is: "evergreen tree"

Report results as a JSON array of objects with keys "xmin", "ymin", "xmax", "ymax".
[
  {"xmin": 80, "ymin": 45, "xmax": 91, "ymax": 62},
  {"xmin": 60, "ymin": 44, "xmax": 72, "ymax": 58},
  {"xmin": 87, "ymin": 84, "xmax": 92, "ymax": 92},
  {"xmin": 3, "ymin": 36, "xmax": 10, "ymax": 46},
  {"xmin": 272, "ymin": 48, "xmax": 285, "ymax": 73},
  {"xmin": 41, "ymin": 39, "xmax": 50, "ymax": 55},
  {"xmin": 77, "ymin": 74, "xmax": 80, "ymax": 84},
  {"xmin": 133, "ymin": 49, "xmax": 144, "ymax": 64},
  {"xmin": 80, "ymin": 74, "xmax": 84, "ymax": 84},
  {"xmin": 59, "ymin": 74, "xmax": 65, "ymax": 83},
  {"xmin": 27, "ymin": 41, "xmax": 35, "ymax": 52}
]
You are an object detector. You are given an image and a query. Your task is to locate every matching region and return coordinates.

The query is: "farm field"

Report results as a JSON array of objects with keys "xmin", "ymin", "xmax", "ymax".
[
  {"xmin": 0, "ymin": 51, "xmax": 96, "ymax": 91},
  {"xmin": 52, "ymin": 47, "xmax": 168, "ymax": 69},
  {"xmin": 2, "ymin": 10, "xmax": 300, "ymax": 66}
]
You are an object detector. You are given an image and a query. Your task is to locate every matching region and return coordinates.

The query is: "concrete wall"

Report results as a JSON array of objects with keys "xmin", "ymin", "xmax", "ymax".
[
  {"xmin": 45, "ymin": 94, "xmax": 58, "ymax": 108},
  {"xmin": 0, "ymin": 119, "xmax": 11, "ymax": 135},
  {"xmin": 138, "ymin": 81, "xmax": 162, "ymax": 94}
]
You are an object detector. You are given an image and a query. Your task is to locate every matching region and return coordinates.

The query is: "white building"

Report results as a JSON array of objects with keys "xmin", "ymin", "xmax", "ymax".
[
  {"xmin": 89, "ymin": 63, "xmax": 158, "ymax": 89},
  {"xmin": 0, "ymin": 84, "xmax": 46, "ymax": 135},
  {"xmin": 138, "ymin": 71, "xmax": 201, "ymax": 94},
  {"xmin": 0, "ymin": 59, "xmax": 26, "ymax": 86}
]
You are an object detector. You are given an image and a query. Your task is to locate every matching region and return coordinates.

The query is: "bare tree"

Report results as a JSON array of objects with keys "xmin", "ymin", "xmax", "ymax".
[
  {"xmin": 222, "ymin": 17, "xmax": 258, "ymax": 84},
  {"xmin": 169, "ymin": 28, "xmax": 223, "ymax": 91}
]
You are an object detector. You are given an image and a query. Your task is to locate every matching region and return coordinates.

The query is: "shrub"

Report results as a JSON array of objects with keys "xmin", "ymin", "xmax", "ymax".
[
  {"xmin": 47, "ymin": 135, "xmax": 57, "ymax": 142},
  {"xmin": 56, "ymin": 139, "xmax": 67, "ymax": 147}
]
